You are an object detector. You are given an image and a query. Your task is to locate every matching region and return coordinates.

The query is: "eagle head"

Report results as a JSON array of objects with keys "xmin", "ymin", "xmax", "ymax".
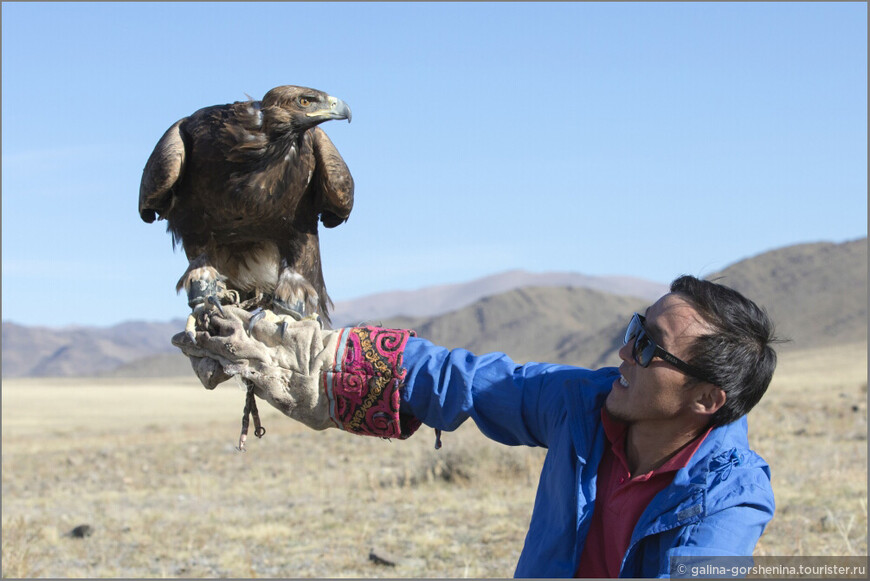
[{"xmin": 261, "ymin": 85, "xmax": 352, "ymax": 136}]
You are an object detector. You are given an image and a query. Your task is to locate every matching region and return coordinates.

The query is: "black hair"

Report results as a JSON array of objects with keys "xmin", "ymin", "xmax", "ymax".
[{"xmin": 670, "ymin": 275, "xmax": 781, "ymax": 426}]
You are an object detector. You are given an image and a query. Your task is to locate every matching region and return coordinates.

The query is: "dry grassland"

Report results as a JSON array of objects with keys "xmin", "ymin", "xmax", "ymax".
[
  {"xmin": 2, "ymin": 343, "xmax": 867, "ymax": 577},
  {"xmin": 748, "ymin": 342, "xmax": 868, "ymax": 558}
]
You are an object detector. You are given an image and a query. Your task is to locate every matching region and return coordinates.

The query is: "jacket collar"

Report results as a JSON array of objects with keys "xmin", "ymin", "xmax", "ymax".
[
  {"xmin": 563, "ymin": 367, "xmax": 767, "ymax": 535},
  {"xmin": 631, "ymin": 416, "xmax": 764, "ymax": 538}
]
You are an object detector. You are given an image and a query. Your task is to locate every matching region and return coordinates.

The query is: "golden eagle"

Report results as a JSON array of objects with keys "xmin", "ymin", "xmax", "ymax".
[{"xmin": 139, "ymin": 85, "xmax": 353, "ymax": 332}]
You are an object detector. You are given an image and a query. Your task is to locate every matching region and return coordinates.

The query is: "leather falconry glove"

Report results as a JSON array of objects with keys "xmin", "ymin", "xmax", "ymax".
[{"xmin": 171, "ymin": 305, "xmax": 421, "ymax": 440}]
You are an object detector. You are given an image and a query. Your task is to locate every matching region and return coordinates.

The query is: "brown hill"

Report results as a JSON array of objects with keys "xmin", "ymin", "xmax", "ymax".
[
  {"xmin": 100, "ymin": 352, "xmax": 193, "ymax": 378},
  {"xmin": 1, "ymin": 272, "xmax": 666, "ymax": 378},
  {"xmin": 2, "ymin": 238, "xmax": 865, "ymax": 377},
  {"xmin": 379, "ymin": 238, "xmax": 867, "ymax": 366},
  {"xmin": 382, "ymin": 286, "xmax": 649, "ymax": 368},
  {"xmin": 331, "ymin": 269, "xmax": 668, "ymax": 327},
  {"xmin": 1, "ymin": 320, "xmax": 185, "ymax": 378},
  {"xmin": 707, "ymin": 238, "xmax": 867, "ymax": 351}
]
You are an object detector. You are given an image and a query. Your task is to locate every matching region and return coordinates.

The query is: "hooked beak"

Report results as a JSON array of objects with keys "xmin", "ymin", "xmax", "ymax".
[{"xmin": 306, "ymin": 95, "xmax": 352, "ymax": 123}]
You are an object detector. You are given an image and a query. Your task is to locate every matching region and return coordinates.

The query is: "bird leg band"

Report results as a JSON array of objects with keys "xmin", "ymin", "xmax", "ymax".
[{"xmin": 187, "ymin": 278, "xmax": 226, "ymax": 309}]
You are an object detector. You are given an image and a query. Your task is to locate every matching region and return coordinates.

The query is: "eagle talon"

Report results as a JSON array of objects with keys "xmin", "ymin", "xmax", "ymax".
[
  {"xmin": 207, "ymin": 294, "xmax": 225, "ymax": 316},
  {"xmin": 248, "ymin": 307, "xmax": 265, "ymax": 335},
  {"xmin": 273, "ymin": 298, "xmax": 308, "ymax": 321},
  {"xmin": 184, "ymin": 308, "xmax": 202, "ymax": 344}
]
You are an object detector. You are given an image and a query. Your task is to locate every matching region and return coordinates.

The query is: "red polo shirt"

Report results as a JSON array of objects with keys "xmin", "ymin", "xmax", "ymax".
[{"xmin": 575, "ymin": 410, "xmax": 712, "ymax": 578}]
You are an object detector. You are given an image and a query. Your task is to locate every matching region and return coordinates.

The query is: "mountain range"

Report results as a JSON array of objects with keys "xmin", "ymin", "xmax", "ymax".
[
  {"xmin": 2, "ymin": 238, "xmax": 865, "ymax": 378},
  {"xmin": 329, "ymin": 270, "xmax": 669, "ymax": 327},
  {"xmin": 376, "ymin": 238, "xmax": 867, "ymax": 368}
]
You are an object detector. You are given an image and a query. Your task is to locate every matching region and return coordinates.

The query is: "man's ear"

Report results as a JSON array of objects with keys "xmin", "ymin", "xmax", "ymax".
[{"xmin": 693, "ymin": 385, "xmax": 726, "ymax": 417}]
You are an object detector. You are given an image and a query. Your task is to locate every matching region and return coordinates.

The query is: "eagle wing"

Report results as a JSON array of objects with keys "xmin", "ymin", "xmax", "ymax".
[
  {"xmin": 139, "ymin": 119, "xmax": 187, "ymax": 224},
  {"xmin": 311, "ymin": 126, "xmax": 354, "ymax": 228}
]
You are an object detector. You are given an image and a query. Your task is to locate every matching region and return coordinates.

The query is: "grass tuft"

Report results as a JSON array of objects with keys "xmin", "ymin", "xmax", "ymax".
[{"xmin": 2, "ymin": 516, "xmax": 43, "ymax": 578}]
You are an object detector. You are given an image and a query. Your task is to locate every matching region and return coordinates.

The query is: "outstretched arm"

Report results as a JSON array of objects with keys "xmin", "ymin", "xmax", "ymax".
[
  {"xmin": 173, "ymin": 305, "xmax": 597, "ymax": 448},
  {"xmin": 400, "ymin": 336, "xmax": 603, "ymax": 447}
]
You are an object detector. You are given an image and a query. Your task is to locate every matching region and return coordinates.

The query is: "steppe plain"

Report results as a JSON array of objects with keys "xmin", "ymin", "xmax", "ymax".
[{"xmin": 2, "ymin": 341, "xmax": 867, "ymax": 578}]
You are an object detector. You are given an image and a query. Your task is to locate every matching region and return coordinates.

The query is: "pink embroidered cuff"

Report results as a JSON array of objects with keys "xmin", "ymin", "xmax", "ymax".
[{"xmin": 323, "ymin": 326, "xmax": 421, "ymax": 439}]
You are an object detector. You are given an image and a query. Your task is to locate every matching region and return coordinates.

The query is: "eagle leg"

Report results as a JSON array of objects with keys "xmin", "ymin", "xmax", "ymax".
[
  {"xmin": 179, "ymin": 267, "xmax": 227, "ymax": 309},
  {"xmin": 178, "ymin": 258, "xmax": 240, "ymax": 342},
  {"xmin": 272, "ymin": 266, "xmax": 321, "ymax": 322},
  {"xmin": 184, "ymin": 306, "xmax": 202, "ymax": 344}
]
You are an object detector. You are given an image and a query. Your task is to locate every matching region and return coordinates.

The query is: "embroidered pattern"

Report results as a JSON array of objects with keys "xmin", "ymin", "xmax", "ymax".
[{"xmin": 324, "ymin": 326, "xmax": 421, "ymax": 439}]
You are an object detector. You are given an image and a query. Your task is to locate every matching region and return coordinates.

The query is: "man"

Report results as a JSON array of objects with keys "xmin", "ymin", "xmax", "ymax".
[{"xmin": 174, "ymin": 275, "xmax": 778, "ymax": 578}]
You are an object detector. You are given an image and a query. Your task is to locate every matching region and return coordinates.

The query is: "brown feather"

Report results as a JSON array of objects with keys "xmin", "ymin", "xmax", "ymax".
[{"xmin": 139, "ymin": 86, "xmax": 353, "ymax": 324}]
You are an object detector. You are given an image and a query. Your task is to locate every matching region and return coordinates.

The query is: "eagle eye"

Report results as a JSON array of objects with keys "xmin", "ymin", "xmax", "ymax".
[{"xmin": 299, "ymin": 97, "xmax": 314, "ymax": 107}]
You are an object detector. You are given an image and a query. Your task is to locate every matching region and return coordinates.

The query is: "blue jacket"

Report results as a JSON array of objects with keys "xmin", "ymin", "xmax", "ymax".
[{"xmin": 399, "ymin": 337, "xmax": 775, "ymax": 578}]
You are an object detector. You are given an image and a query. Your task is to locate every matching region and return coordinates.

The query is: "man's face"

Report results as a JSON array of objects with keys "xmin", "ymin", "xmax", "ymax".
[{"xmin": 605, "ymin": 293, "xmax": 713, "ymax": 425}]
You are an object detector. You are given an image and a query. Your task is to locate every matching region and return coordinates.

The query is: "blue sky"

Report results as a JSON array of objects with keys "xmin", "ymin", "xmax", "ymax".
[{"xmin": 2, "ymin": 2, "xmax": 866, "ymax": 327}]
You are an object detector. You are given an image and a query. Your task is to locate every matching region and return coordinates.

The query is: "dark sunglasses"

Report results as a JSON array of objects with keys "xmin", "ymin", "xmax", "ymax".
[{"xmin": 624, "ymin": 313, "xmax": 713, "ymax": 383}]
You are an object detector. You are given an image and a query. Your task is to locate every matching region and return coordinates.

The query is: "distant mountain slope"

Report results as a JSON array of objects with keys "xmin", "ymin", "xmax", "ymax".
[
  {"xmin": 1, "ymin": 270, "xmax": 667, "ymax": 378},
  {"xmin": 381, "ymin": 238, "xmax": 868, "ymax": 364},
  {"xmin": 708, "ymin": 238, "xmax": 867, "ymax": 351},
  {"xmin": 331, "ymin": 269, "xmax": 668, "ymax": 327},
  {"xmin": 2, "ymin": 238, "xmax": 865, "ymax": 377},
  {"xmin": 382, "ymin": 286, "xmax": 648, "ymax": 368},
  {"xmin": 102, "ymin": 352, "xmax": 193, "ymax": 378},
  {"xmin": 1, "ymin": 319, "xmax": 186, "ymax": 378}
]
